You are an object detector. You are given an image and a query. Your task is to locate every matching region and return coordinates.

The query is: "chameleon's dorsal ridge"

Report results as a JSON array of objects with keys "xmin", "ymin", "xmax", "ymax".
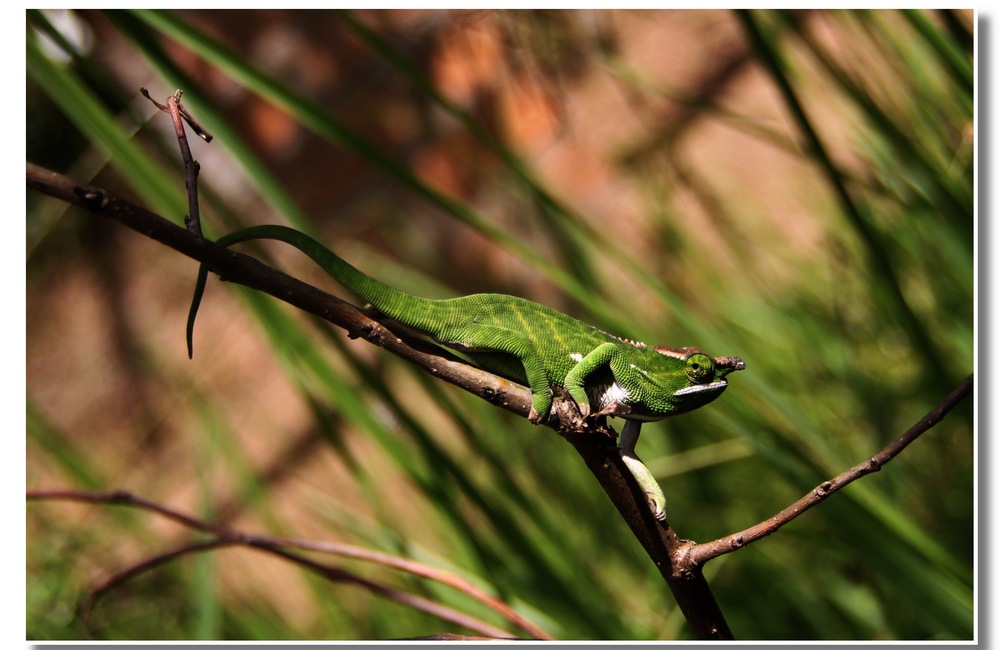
[{"xmin": 597, "ymin": 329, "xmax": 648, "ymax": 349}]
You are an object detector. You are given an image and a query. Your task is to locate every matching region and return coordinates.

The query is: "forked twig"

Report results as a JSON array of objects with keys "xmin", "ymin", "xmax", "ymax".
[
  {"xmin": 140, "ymin": 87, "xmax": 210, "ymax": 235},
  {"xmin": 139, "ymin": 87, "xmax": 213, "ymax": 142}
]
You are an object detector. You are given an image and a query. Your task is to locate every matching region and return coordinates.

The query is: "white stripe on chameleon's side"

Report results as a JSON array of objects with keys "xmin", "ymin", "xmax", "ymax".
[{"xmin": 673, "ymin": 380, "xmax": 728, "ymax": 396}]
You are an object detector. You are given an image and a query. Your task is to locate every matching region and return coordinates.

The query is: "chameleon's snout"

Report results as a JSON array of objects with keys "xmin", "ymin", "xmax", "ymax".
[{"xmin": 714, "ymin": 356, "xmax": 746, "ymax": 377}]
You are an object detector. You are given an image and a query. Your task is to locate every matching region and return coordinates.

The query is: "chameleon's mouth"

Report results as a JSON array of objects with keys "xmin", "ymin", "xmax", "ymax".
[{"xmin": 672, "ymin": 380, "xmax": 728, "ymax": 396}]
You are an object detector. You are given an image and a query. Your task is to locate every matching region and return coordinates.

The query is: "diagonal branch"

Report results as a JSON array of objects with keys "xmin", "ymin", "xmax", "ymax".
[
  {"xmin": 250, "ymin": 543, "xmax": 518, "ymax": 639},
  {"xmin": 681, "ymin": 373, "xmax": 973, "ymax": 568}
]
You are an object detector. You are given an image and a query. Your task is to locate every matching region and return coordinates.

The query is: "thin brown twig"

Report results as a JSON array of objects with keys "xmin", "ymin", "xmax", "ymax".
[
  {"xmin": 681, "ymin": 373, "xmax": 974, "ymax": 568},
  {"xmin": 251, "ymin": 543, "xmax": 518, "ymax": 639},
  {"xmin": 139, "ymin": 88, "xmax": 209, "ymax": 235},
  {"xmin": 81, "ymin": 537, "xmax": 239, "ymax": 622},
  {"xmin": 139, "ymin": 87, "xmax": 213, "ymax": 142},
  {"xmin": 28, "ymin": 488, "xmax": 231, "ymax": 536},
  {"xmin": 26, "ymin": 488, "xmax": 550, "ymax": 640},
  {"xmin": 266, "ymin": 536, "xmax": 549, "ymax": 639}
]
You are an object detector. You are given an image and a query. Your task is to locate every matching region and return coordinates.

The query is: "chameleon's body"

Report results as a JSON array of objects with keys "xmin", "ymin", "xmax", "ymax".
[{"xmin": 189, "ymin": 225, "xmax": 745, "ymax": 520}]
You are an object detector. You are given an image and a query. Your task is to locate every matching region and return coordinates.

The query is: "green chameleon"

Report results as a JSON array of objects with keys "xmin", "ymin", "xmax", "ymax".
[{"xmin": 188, "ymin": 225, "xmax": 745, "ymax": 521}]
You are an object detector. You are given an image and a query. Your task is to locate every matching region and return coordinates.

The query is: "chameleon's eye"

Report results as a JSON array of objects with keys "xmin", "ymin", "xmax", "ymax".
[{"xmin": 685, "ymin": 353, "xmax": 715, "ymax": 383}]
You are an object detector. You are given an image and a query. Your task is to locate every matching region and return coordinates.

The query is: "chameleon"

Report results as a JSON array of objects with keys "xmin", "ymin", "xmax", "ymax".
[{"xmin": 187, "ymin": 225, "xmax": 745, "ymax": 520}]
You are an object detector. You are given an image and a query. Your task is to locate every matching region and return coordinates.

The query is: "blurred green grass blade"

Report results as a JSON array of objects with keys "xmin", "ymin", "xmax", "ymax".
[
  {"xmin": 191, "ymin": 548, "xmax": 221, "ymax": 639},
  {"xmin": 737, "ymin": 9, "xmax": 953, "ymax": 389},
  {"xmin": 26, "ymin": 27, "xmax": 185, "ymax": 221},
  {"xmin": 187, "ymin": 393, "xmax": 307, "ymax": 535},
  {"xmin": 297, "ymin": 390, "xmax": 401, "ymax": 533},
  {"xmin": 865, "ymin": 12, "xmax": 973, "ymax": 218},
  {"xmin": 843, "ymin": 481, "xmax": 971, "ymax": 585},
  {"xmin": 901, "ymin": 9, "xmax": 973, "ymax": 95},
  {"xmin": 603, "ymin": 50, "xmax": 803, "ymax": 162},
  {"xmin": 416, "ymin": 373, "xmax": 556, "ymax": 525},
  {"xmin": 28, "ymin": 10, "xmax": 129, "ymax": 108},
  {"xmin": 827, "ymin": 497, "xmax": 973, "ymax": 634},
  {"xmin": 790, "ymin": 12, "xmax": 972, "ymax": 225},
  {"xmin": 191, "ymin": 404, "xmax": 224, "ymax": 640},
  {"xmin": 646, "ymin": 438, "xmax": 753, "ymax": 478},
  {"xmin": 235, "ymin": 289, "xmax": 429, "ymax": 483}
]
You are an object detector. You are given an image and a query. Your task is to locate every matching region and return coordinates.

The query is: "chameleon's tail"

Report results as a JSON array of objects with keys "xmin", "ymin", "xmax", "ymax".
[{"xmin": 187, "ymin": 224, "xmax": 438, "ymax": 358}]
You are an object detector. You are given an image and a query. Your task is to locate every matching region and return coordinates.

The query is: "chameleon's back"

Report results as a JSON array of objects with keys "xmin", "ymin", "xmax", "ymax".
[
  {"xmin": 192, "ymin": 224, "xmax": 743, "ymax": 438},
  {"xmin": 412, "ymin": 292, "xmax": 622, "ymax": 386},
  {"xmin": 203, "ymin": 225, "xmax": 622, "ymax": 387}
]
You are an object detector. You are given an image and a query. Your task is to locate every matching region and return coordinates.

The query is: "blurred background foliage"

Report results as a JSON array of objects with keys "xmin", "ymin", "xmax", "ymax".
[{"xmin": 26, "ymin": 9, "xmax": 974, "ymax": 641}]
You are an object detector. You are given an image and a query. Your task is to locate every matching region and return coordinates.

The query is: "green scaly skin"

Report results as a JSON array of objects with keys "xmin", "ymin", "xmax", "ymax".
[{"xmin": 188, "ymin": 225, "xmax": 746, "ymax": 521}]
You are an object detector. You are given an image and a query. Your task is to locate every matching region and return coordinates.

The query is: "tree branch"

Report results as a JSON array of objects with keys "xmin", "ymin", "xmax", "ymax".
[{"xmin": 681, "ymin": 373, "xmax": 974, "ymax": 568}]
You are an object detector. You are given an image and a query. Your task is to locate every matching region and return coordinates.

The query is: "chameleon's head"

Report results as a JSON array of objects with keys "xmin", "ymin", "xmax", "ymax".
[
  {"xmin": 620, "ymin": 346, "xmax": 745, "ymax": 421},
  {"xmin": 660, "ymin": 345, "xmax": 745, "ymax": 412}
]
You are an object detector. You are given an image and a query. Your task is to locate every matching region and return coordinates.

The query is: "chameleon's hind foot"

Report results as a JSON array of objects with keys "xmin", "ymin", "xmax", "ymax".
[
  {"xmin": 621, "ymin": 454, "xmax": 667, "ymax": 521},
  {"xmin": 619, "ymin": 419, "xmax": 666, "ymax": 521}
]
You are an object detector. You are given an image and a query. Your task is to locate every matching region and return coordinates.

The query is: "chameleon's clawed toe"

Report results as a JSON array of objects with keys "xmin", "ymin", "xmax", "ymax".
[{"xmin": 646, "ymin": 491, "xmax": 667, "ymax": 522}]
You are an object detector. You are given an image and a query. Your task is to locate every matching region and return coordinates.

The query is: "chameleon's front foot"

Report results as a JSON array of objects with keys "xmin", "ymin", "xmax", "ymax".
[
  {"xmin": 527, "ymin": 406, "xmax": 544, "ymax": 424},
  {"xmin": 528, "ymin": 388, "xmax": 575, "ymax": 425},
  {"xmin": 619, "ymin": 420, "xmax": 666, "ymax": 522}
]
